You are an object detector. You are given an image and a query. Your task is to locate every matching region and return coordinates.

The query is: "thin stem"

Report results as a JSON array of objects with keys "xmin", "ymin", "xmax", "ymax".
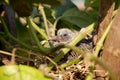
[
  {"xmin": 27, "ymin": 17, "xmax": 47, "ymax": 53},
  {"xmin": 53, "ymin": 17, "xmax": 61, "ymax": 36},
  {"xmin": 60, "ymin": 58, "xmax": 82, "ymax": 69},
  {"xmin": 0, "ymin": 50, "xmax": 35, "ymax": 62},
  {"xmin": 91, "ymin": 19, "xmax": 114, "ymax": 72},
  {"xmin": 94, "ymin": 19, "xmax": 114, "ymax": 57},
  {"xmin": 0, "ymin": 16, "xmax": 37, "ymax": 51},
  {"xmin": 39, "ymin": 4, "xmax": 49, "ymax": 37},
  {"xmin": 29, "ymin": 18, "xmax": 48, "ymax": 39},
  {"xmin": 94, "ymin": 10, "xmax": 117, "ymax": 57}
]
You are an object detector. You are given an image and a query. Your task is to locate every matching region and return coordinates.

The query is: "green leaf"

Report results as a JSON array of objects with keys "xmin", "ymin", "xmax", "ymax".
[
  {"xmin": 85, "ymin": 0, "xmax": 99, "ymax": 10},
  {"xmin": 16, "ymin": 19, "xmax": 31, "ymax": 45},
  {"xmin": 0, "ymin": 65, "xmax": 52, "ymax": 80},
  {"xmin": 114, "ymin": 0, "xmax": 120, "ymax": 9},
  {"xmin": 8, "ymin": 0, "xmax": 64, "ymax": 16},
  {"xmin": 53, "ymin": 0, "xmax": 77, "ymax": 18},
  {"xmin": 60, "ymin": 8, "xmax": 98, "ymax": 28}
]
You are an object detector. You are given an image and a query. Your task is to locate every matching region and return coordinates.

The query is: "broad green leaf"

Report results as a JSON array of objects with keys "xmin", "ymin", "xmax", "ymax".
[
  {"xmin": 16, "ymin": 19, "xmax": 31, "ymax": 45},
  {"xmin": 53, "ymin": 0, "xmax": 77, "ymax": 18},
  {"xmin": 56, "ymin": 19, "xmax": 78, "ymax": 30},
  {"xmin": 0, "ymin": 65, "xmax": 52, "ymax": 80},
  {"xmin": 60, "ymin": 8, "xmax": 98, "ymax": 28}
]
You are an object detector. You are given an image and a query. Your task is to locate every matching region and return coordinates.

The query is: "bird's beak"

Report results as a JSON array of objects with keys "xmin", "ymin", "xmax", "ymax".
[{"xmin": 48, "ymin": 36, "xmax": 61, "ymax": 42}]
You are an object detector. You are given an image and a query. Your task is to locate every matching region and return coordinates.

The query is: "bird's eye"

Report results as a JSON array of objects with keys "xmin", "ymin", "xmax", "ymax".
[{"xmin": 63, "ymin": 33, "xmax": 67, "ymax": 37}]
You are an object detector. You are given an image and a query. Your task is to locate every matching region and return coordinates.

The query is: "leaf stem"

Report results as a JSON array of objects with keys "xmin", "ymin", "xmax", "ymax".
[
  {"xmin": 27, "ymin": 17, "xmax": 47, "ymax": 53},
  {"xmin": 53, "ymin": 17, "xmax": 61, "ymax": 36},
  {"xmin": 60, "ymin": 58, "xmax": 82, "ymax": 69},
  {"xmin": 29, "ymin": 18, "xmax": 48, "ymax": 39},
  {"xmin": 39, "ymin": 4, "xmax": 49, "ymax": 37},
  {"xmin": 0, "ymin": 16, "xmax": 37, "ymax": 51},
  {"xmin": 94, "ymin": 19, "xmax": 114, "ymax": 57}
]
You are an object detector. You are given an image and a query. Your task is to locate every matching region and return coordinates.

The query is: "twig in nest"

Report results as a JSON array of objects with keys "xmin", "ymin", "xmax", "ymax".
[
  {"xmin": 11, "ymin": 48, "xmax": 16, "ymax": 64},
  {"xmin": 45, "ymin": 56, "xmax": 59, "ymax": 72},
  {"xmin": 0, "ymin": 50, "xmax": 35, "ymax": 63}
]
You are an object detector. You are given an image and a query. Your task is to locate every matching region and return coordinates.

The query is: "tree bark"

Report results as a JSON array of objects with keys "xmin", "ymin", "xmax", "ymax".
[
  {"xmin": 101, "ymin": 6, "xmax": 120, "ymax": 79},
  {"xmin": 95, "ymin": 0, "xmax": 114, "ymax": 43},
  {"xmin": 95, "ymin": 0, "xmax": 116, "ymax": 80}
]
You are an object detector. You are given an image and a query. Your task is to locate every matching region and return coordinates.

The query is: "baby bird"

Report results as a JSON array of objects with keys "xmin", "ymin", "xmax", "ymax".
[
  {"xmin": 49, "ymin": 28, "xmax": 76, "ymax": 45},
  {"xmin": 56, "ymin": 28, "xmax": 76, "ymax": 44},
  {"xmin": 49, "ymin": 28, "xmax": 76, "ymax": 47}
]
